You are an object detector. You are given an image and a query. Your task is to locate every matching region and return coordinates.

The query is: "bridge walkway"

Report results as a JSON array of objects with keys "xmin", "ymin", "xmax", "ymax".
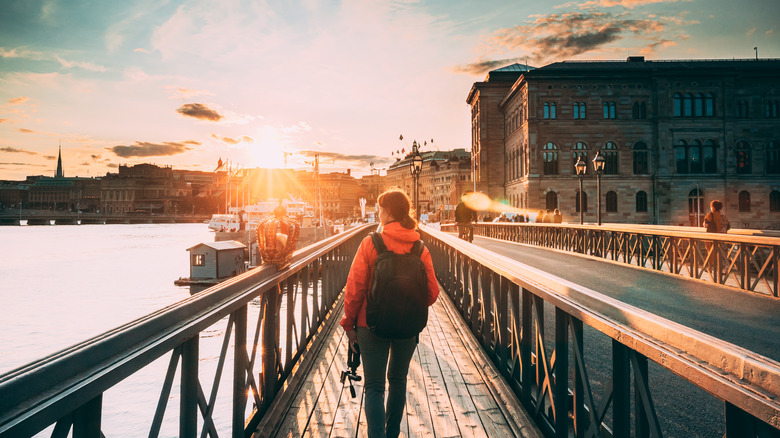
[
  {"xmin": 470, "ymin": 234, "xmax": 780, "ymax": 362},
  {"xmin": 253, "ymin": 284, "xmax": 541, "ymax": 438}
]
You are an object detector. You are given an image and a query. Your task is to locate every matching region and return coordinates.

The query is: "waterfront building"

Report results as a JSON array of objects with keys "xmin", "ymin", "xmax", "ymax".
[
  {"xmin": 386, "ymin": 148, "xmax": 472, "ymax": 217},
  {"xmin": 101, "ymin": 163, "xmax": 192, "ymax": 215},
  {"xmin": 468, "ymin": 57, "xmax": 780, "ymax": 229},
  {"xmin": 24, "ymin": 148, "xmax": 101, "ymax": 212}
]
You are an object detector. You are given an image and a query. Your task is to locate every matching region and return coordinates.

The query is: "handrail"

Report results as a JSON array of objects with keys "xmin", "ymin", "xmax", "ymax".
[
  {"xmin": 441, "ymin": 222, "xmax": 780, "ymax": 297},
  {"xmin": 0, "ymin": 224, "xmax": 375, "ymax": 437},
  {"xmin": 422, "ymin": 227, "xmax": 780, "ymax": 436}
]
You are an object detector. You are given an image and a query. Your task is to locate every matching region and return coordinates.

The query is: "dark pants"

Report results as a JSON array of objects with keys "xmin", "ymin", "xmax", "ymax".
[{"xmin": 356, "ymin": 327, "xmax": 417, "ymax": 438}]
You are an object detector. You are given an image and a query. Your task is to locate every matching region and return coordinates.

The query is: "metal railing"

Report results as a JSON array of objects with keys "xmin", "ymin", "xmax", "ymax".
[
  {"xmin": 441, "ymin": 222, "xmax": 780, "ymax": 297},
  {"xmin": 423, "ymin": 227, "xmax": 780, "ymax": 437},
  {"xmin": 0, "ymin": 224, "xmax": 374, "ymax": 438}
]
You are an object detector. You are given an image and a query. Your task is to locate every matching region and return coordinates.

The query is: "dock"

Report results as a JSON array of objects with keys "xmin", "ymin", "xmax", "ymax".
[{"xmin": 253, "ymin": 286, "xmax": 541, "ymax": 438}]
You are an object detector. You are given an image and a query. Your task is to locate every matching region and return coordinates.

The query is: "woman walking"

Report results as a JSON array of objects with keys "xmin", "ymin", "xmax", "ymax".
[{"xmin": 340, "ymin": 189, "xmax": 439, "ymax": 438}]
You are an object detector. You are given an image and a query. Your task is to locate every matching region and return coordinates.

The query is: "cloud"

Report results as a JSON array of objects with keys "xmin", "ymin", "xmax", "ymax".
[
  {"xmin": 485, "ymin": 12, "xmax": 680, "ymax": 64},
  {"xmin": 108, "ymin": 140, "xmax": 199, "ymax": 158},
  {"xmin": 55, "ymin": 56, "xmax": 107, "ymax": 72},
  {"xmin": 1, "ymin": 147, "xmax": 37, "ymax": 155},
  {"xmin": 0, "ymin": 119, "xmax": 10, "ymax": 124},
  {"xmin": 0, "ymin": 162, "xmax": 46, "ymax": 167},
  {"xmin": 44, "ymin": 155, "xmax": 56, "ymax": 160},
  {"xmin": 9, "ymin": 97, "xmax": 29, "ymax": 105},
  {"xmin": 574, "ymin": 0, "xmax": 679, "ymax": 9},
  {"xmin": 18, "ymin": 128, "xmax": 35, "ymax": 134},
  {"xmin": 453, "ymin": 57, "xmax": 527, "ymax": 75},
  {"xmin": 90, "ymin": 154, "xmax": 102, "ymax": 160},
  {"xmin": 211, "ymin": 134, "xmax": 254, "ymax": 144},
  {"xmin": 176, "ymin": 103, "xmax": 223, "ymax": 121},
  {"xmin": 167, "ymin": 86, "xmax": 215, "ymax": 99},
  {"xmin": 134, "ymin": 48, "xmax": 149, "ymax": 53}
]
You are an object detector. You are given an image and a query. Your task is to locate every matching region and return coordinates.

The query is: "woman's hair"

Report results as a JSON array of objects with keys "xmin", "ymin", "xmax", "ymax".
[
  {"xmin": 378, "ymin": 189, "xmax": 416, "ymax": 229},
  {"xmin": 711, "ymin": 200, "xmax": 723, "ymax": 211}
]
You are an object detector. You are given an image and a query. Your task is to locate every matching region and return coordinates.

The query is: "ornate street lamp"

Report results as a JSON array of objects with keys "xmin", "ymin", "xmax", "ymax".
[
  {"xmin": 410, "ymin": 141, "xmax": 423, "ymax": 219},
  {"xmin": 574, "ymin": 157, "xmax": 587, "ymax": 224},
  {"xmin": 592, "ymin": 151, "xmax": 606, "ymax": 226}
]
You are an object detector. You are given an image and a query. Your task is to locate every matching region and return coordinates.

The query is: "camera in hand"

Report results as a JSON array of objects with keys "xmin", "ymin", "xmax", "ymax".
[{"xmin": 340, "ymin": 343, "xmax": 362, "ymax": 398}]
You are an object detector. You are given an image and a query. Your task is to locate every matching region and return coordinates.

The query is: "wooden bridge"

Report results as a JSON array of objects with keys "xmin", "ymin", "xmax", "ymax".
[{"xmin": 1, "ymin": 223, "xmax": 779, "ymax": 437}]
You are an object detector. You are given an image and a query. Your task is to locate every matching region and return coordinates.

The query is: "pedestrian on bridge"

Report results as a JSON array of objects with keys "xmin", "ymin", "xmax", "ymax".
[
  {"xmin": 341, "ymin": 189, "xmax": 440, "ymax": 438},
  {"xmin": 703, "ymin": 200, "xmax": 730, "ymax": 234}
]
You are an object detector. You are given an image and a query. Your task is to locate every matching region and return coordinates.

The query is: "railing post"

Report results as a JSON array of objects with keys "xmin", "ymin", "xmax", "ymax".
[
  {"xmin": 233, "ymin": 304, "xmax": 247, "ymax": 438},
  {"xmin": 260, "ymin": 286, "xmax": 281, "ymax": 413},
  {"xmin": 72, "ymin": 394, "xmax": 102, "ymax": 438},
  {"xmin": 612, "ymin": 340, "xmax": 630, "ymax": 438},
  {"xmin": 180, "ymin": 335, "xmax": 199, "ymax": 438},
  {"xmin": 521, "ymin": 288, "xmax": 533, "ymax": 408},
  {"xmin": 554, "ymin": 309, "xmax": 569, "ymax": 438}
]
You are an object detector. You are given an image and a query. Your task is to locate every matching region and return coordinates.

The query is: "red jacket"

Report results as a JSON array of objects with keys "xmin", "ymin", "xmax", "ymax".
[{"xmin": 340, "ymin": 222, "xmax": 439, "ymax": 332}]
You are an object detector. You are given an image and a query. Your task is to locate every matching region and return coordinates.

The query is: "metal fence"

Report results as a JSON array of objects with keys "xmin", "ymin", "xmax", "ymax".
[
  {"xmin": 441, "ymin": 222, "xmax": 780, "ymax": 298},
  {"xmin": 423, "ymin": 227, "xmax": 780, "ymax": 437},
  {"xmin": 0, "ymin": 224, "xmax": 374, "ymax": 438}
]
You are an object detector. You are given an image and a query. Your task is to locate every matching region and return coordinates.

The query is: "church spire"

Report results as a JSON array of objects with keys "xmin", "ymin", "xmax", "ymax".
[{"xmin": 55, "ymin": 141, "xmax": 64, "ymax": 178}]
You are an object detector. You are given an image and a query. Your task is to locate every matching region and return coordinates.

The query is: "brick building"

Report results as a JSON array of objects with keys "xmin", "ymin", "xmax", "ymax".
[{"xmin": 468, "ymin": 57, "xmax": 780, "ymax": 229}]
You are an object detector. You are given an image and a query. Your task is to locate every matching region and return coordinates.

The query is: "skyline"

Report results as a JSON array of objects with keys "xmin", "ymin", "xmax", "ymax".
[{"xmin": 1, "ymin": 0, "xmax": 779, "ymax": 181}]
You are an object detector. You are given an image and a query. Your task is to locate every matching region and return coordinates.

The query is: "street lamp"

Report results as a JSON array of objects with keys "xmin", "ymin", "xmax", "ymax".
[
  {"xmin": 574, "ymin": 157, "xmax": 587, "ymax": 224},
  {"xmin": 410, "ymin": 141, "xmax": 423, "ymax": 219},
  {"xmin": 592, "ymin": 151, "xmax": 606, "ymax": 226}
]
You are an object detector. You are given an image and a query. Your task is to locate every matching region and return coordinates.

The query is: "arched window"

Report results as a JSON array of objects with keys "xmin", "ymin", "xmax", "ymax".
[
  {"xmin": 632, "ymin": 102, "xmax": 640, "ymax": 119},
  {"xmin": 641, "ymin": 101, "xmax": 647, "ymax": 118},
  {"xmin": 542, "ymin": 143, "xmax": 559, "ymax": 175},
  {"xmin": 603, "ymin": 102, "xmax": 616, "ymax": 119},
  {"xmin": 771, "ymin": 190, "xmax": 780, "ymax": 212},
  {"xmin": 689, "ymin": 140, "xmax": 702, "ymax": 173},
  {"xmin": 673, "ymin": 93, "xmax": 682, "ymax": 117},
  {"xmin": 705, "ymin": 93, "xmax": 715, "ymax": 116},
  {"xmin": 675, "ymin": 140, "xmax": 688, "ymax": 173},
  {"xmin": 576, "ymin": 190, "xmax": 588, "ymax": 212},
  {"xmin": 633, "ymin": 141, "xmax": 649, "ymax": 174},
  {"xmin": 606, "ymin": 191, "xmax": 618, "ymax": 212},
  {"xmin": 768, "ymin": 141, "xmax": 780, "ymax": 174},
  {"xmin": 546, "ymin": 191, "xmax": 558, "ymax": 210},
  {"xmin": 636, "ymin": 191, "xmax": 648, "ymax": 212},
  {"xmin": 739, "ymin": 191, "xmax": 751, "ymax": 212},
  {"xmin": 703, "ymin": 140, "xmax": 717, "ymax": 173},
  {"xmin": 736, "ymin": 141, "xmax": 752, "ymax": 174},
  {"xmin": 572, "ymin": 141, "xmax": 588, "ymax": 164},
  {"xmin": 603, "ymin": 141, "xmax": 618, "ymax": 175},
  {"xmin": 688, "ymin": 189, "xmax": 707, "ymax": 222}
]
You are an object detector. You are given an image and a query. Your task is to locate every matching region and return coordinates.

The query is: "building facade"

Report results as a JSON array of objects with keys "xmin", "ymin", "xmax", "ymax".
[{"xmin": 468, "ymin": 57, "xmax": 780, "ymax": 229}]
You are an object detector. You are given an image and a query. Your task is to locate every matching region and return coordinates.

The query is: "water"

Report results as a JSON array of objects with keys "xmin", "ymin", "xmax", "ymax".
[{"xmin": 0, "ymin": 223, "xmax": 222, "ymax": 435}]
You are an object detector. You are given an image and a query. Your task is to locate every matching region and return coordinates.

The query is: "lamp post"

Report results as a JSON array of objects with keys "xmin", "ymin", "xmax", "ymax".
[
  {"xmin": 574, "ymin": 157, "xmax": 587, "ymax": 224},
  {"xmin": 410, "ymin": 141, "xmax": 423, "ymax": 219},
  {"xmin": 592, "ymin": 151, "xmax": 606, "ymax": 226}
]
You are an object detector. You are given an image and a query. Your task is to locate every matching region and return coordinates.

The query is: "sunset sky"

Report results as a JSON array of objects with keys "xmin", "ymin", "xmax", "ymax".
[{"xmin": 1, "ymin": 0, "xmax": 778, "ymax": 180}]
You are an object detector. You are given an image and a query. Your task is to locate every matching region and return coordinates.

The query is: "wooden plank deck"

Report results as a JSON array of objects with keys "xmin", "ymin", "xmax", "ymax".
[{"xmin": 254, "ymin": 285, "xmax": 542, "ymax": 438}]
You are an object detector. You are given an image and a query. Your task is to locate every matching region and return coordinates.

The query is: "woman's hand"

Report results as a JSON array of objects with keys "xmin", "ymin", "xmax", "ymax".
[{"xmin": 346, "ymin": 329, "xmax": 358, "ymax": 352}]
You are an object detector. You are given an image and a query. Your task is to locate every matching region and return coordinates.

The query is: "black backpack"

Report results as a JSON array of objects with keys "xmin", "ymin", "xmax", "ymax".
[{"xmin": 365, "ymin": 232, "xmax": 429, "ymax": 339}]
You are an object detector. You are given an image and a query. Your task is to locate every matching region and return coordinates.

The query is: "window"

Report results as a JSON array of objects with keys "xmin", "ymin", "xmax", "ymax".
[
  {"xmin": 632, "ymin": 101, "xmax": 647, "ymax": 119},
  {"xmin": 703, "ymin": 140, "xmax": 717, "ymax": 173},
  {"xmin": 739, "ymin": 191, "xmax": 751, "ymax": 212},
  {"xmin": 576, "ymin": 190, "xmax": 588, "ymax": 212},
  {"xmin": 544, "ymin": 102, "xmax": 557, "ymax": 119},
  {"xmin": 768, "ymin": 141, "xmax": 780, "ymax": 174},
  {"xmin": 737, "ymin": 100, "xmax": 749, "ymax": 118},
  {"xmin": 603, "ymin": 102, "xmax": 616, "ymax": 119},
  {"xmin": 766, "ymin": 101, "xmax": 779, "ymax": 118},
  {"xmin": 192, "ymin": 254, "xmax": 205, "ymax": 266},
  {"xmin": 546, "ymin": 191, "xmax": 558, "ymax": 210},
  {"xmin": 735, "ymin": 141, "xmax": 752, "ymax": 174},
  {"xmin": 705, "ymin": 93, "xmax": 715, "ymax": 116},
  {"xmin": 683, "ymin": 94, "xmax": 693, "ymax": 117},
  {"xmin": 674, "ymin": 93, "xmax": 682, "ymax": 117},
  {"xmin": 636, "ymin": 191, "xmax": 648, "ymax": 212},
  {"xmin": 606, "ymin": 191, "xmax": 618, "ymax": 212},
  {"xmin": 688, "ymin": 188, "xmax": 704, "ymax": 216},
  {"xmin": 633, "ymin": 141, "xmax": 649, "ymax": 174},
  {"xmin": 771, "ymin": 190, "xmax": 780, "ymax": 212},
  {"xmin": 542, "ymin": 142, "xmax": 559, "ymax": 175},
  {"xmin": 676, "ymin": 140, "xmax": 688, "ymax": 173},
  {"xmin": 572, "ymin": 141, "xmax": 588, "ymax": 164},
  {"xmin": 694, "ymin": 93, "xmax": 703, "ymax": 117},
  {"xmin": 573, "ymin": 102, "xmax": 586, "ymax": 119},
  {"xmin": 603, "ymin": 141, "xmax": 618, "ymax": 175}
]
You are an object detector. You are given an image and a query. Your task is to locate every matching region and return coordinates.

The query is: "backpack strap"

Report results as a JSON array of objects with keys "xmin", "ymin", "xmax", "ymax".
[
  {"xmin": 411, "ymin": 240, "xmax": 424, "ymax": 256},
  {"xmin": 370, "ymin": 232, "xmax": 388, "ymax": 254}
]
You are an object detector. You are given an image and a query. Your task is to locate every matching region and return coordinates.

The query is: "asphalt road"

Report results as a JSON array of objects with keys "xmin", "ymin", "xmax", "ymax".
[{"xmin": 467, "ymin": 235, "xmax": 780, "ymax": 437}]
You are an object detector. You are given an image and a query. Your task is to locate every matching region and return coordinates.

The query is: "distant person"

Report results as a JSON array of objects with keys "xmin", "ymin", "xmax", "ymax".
[
  {"xmin": 544, "ymin": 209, "xmax": 553, "ymax": 223},
  {"xmin": 455, "ymin": 191, "xmax": 477, "ymax": 241},
  {"xmin": 535, "ymin": 210, "xmax": 545, "ymax": 223},
  {"xmin": 553, "ymin": 209, "xmax": 563, "ymax": 223},
  {"xmin": 703, "ymin": 200, "xmax": 730, "ymax": 234}
]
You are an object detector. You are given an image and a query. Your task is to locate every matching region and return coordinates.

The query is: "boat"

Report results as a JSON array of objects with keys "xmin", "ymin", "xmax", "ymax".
[{"xmin": 207, "ymin": 196, "xmax": 316, "ymax": 232}]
